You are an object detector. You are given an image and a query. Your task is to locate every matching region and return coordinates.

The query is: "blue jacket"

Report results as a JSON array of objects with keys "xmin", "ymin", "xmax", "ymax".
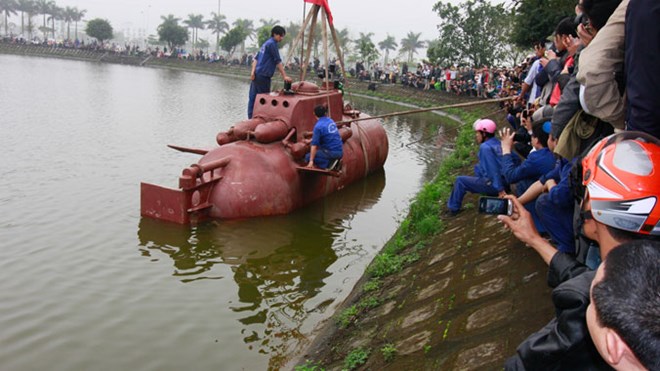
[
  {"xmin": 255, "ymin": 37, "xmax": 282, "ymax": 78},
  {"xmin": 311, "ymin": 116, "xmax": 343, "ymax": 154},
  {"xmin": 539, "ymin": 157, "xmax": 575, "ymax": 208},
  {"xmin": 502, "ymin": 148, "xmax": 555, "ymax": 196},
  {"xmin": 474, "ymin": 137, "xmax": 506, "ymax": 192}
]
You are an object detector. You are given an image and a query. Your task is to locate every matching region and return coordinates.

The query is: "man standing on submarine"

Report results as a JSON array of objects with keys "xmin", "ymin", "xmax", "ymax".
[
  {"xmin": 247, "ymin": 25, "xmax": 292, "ymax": 119},
  {"xmin": 306, "ymin": 105, "xmax": 343, "ymax": 169}
]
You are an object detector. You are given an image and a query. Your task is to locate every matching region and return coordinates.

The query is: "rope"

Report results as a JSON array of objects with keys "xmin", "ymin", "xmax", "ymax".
[
  {"xmin": 335, "ymin": 96, "xmax": 513, "ymax": 125},
  {"xmin": 354, "ymin": 122, "xmax": 370, "ymax": 177}
]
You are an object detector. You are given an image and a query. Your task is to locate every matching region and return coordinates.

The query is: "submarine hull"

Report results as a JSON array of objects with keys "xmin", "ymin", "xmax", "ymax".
[
  {"xmin": 202, "ymin": 118, "xmax": 387, "ymax": 219},
  {"xmin": 140, "ymin": 81, "xmax": 388, "ymax": 224}
]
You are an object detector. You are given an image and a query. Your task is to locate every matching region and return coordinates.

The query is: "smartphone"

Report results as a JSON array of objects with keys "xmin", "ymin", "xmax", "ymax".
[{"xmin": 478, "ymin": 196, "xmax": 513, "ymax": 216}]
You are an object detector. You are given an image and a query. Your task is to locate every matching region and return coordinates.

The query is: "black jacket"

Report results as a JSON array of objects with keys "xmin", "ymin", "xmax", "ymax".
[{"xmin": 504, "ymin": 255, "xmax": 612, "ymax": 370}]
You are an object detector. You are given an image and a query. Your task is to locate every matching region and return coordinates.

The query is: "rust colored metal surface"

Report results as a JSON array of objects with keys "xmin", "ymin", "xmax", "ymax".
[{"xmin": 140, "ymin": 81, "xmax": 388, "ymax": 224}]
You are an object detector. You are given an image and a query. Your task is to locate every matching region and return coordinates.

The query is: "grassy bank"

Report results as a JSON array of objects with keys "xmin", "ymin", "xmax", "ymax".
[{"xmin": 336, "ymin": 108, "xmax": 483, "ymax": 328}]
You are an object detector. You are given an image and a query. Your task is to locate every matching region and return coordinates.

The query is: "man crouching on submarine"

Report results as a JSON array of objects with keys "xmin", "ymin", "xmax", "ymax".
[{"xmin": 305, "ymin": 105, "xmax": 343, "ymax": 170}]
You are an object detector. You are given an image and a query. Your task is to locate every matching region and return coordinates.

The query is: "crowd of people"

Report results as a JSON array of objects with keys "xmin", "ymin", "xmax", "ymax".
[
  {"xmin": 3, "ymin": 6, "xmax": 658, "ymax": 368},
  {"xmin": 354, "ymin": 59, "xmax": 526, "ymax": 99},
  {"xmin": 443, "ymin": 0, "xmax": 659, "ymax": 369}
]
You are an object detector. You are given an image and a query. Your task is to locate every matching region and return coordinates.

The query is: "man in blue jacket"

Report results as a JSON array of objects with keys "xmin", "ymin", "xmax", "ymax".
[
  {"xmin": 500, "ymin": 121, "xmax": 556, "ymax": 233},
  {"xmin": 305, "ymin": 105, "xmax": 343, "ymax": 169},
  {"xmin": 248, "ymin": 25, "xmax": 292, "ymax": 119},
  {"xmin": 446, "ymin": 119, "xmax": 506, "ymax": 216}
]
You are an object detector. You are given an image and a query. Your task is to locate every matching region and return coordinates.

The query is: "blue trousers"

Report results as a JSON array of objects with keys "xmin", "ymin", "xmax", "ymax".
[
  {"xmin": 305, "ymin": 148, "xmax": 342, "ymax": 169},
  {"xmin": 536, "ymin": 193, "xmax": 575, "ymax": 254},
  {"xmin": 248, "ymin": 75, "xmax": 271, "ymax": 119},
  {"xmin": 447, "ymin": 176, "xmax": 499, "ymax": 212},
  {"xmin": 524, "ymin": 199, "xmax": 546, "ymax": 234}
]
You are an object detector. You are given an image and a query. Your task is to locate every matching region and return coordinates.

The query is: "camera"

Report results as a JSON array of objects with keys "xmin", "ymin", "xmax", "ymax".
[{"xmin": 478, "ymin": 196, "xmax": 513, "ymax": 216}]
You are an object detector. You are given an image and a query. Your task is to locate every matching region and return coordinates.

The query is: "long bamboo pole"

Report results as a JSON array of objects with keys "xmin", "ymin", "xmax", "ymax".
[
  {"xmin": 284, "ymin": 4, "xmax": 315, "ymax": 71},
  {"xmin": 328, "ymin": 23, "xmax": 346, "ymax": 78},
  {"xmin": 321, "ymin": 8, "xmax": 332, "ymax": 115},
  {"xmin": 335, "ymin": 96, "xmax": 514, "ymax": 125},
  {"xmin": 301, "ymin": 5, "xmax": 320, "ymax": 82}
]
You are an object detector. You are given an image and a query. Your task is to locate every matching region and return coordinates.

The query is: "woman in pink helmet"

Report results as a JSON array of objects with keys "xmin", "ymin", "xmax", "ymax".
[{"xmin": 446, "ymin": 118, "xmax": 507, "ymax": 215}]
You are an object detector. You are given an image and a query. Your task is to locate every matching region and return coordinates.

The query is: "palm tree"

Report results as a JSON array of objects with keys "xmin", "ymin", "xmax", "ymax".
[
  {"xmin": 232, "ymin": 18, "xmax": 254, "ymax": 54},
  {"xmin": 355, "ymin": 32, "xmax": 379, "ymax": 64},
  {"xmin": 259, "ymin": 18, "xmax": 279, "ymax": 29},
  {"xmin": 332, "ymin": 27, "xmax": 351, "ymax": 54},
  {"xmin": 378, "ymin": 35, "xmax": 397, "ymax": 65},
  {"xmin": 34, "ymin": 0, "xmax": 52, "ymax": 38},
  {"xmin": 16, "ymin": 0, "xmax": 34, "ymax": 37},
  {"xmin": 0, "ymin": 0, "xmax": 18, "ymax": 36},
  {"xmin": 72, "ymin": 7, "xmax": 84, "ymax": 40},
  {"xmin": 160, "ymin": 14, "xmax": 180, "ymax": 27},
  {"xmin": 46, "ymin": 3, "xmax": 60, "ymax": 39},
  {"xmin": 183, "ymin": 13, "xmax": 204, "ymax": 50},
  {"xmin": 400, "ymin": 31, "xmax": 425, "ymax": 64},
  {"xmin": 62, "ymin": 5, "xmax": 74, "ymax": 40},
  {"xmin": 205, "ymin": 12, "xmax": 228, "ymax": 53},
  {"xmin": 281, "ymin": 20, "xmax": 299, "ymax": 49}
]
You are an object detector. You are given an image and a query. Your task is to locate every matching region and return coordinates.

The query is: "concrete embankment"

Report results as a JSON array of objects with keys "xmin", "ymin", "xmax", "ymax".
[{"xmin": 293, "ymin": 202, "xmax": 554, "ymax": 370}]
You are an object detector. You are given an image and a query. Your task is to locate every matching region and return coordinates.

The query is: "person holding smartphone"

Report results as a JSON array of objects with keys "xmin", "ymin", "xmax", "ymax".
[
  {"xmin": 500, "ymin": 121, "xmax": 555, "ymax": 233},
  {"xmin": 498, "ymin": 132, "xmax": 660, "ymax": 370}
]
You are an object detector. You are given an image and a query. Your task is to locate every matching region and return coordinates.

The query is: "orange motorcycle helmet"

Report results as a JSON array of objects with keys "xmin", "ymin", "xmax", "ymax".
[{"xmin": 582, "ymin": 131, "xmax": 660, "ymax": 235}]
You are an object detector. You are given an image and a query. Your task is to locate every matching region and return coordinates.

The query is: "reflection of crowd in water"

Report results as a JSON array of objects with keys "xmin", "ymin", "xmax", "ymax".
[{"xmin": 442, "ymin": 1, "xmax": 660, "ymax": 370}]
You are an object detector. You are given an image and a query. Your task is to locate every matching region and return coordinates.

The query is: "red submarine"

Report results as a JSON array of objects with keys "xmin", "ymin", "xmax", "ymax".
[{"xmin": 140, "ymin": 81, "xmax": 389, "ymax": 224}]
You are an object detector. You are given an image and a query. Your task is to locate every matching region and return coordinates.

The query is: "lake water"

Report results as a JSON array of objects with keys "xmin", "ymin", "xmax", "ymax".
[{"xmin": 0, "ymin": 54, "xmax": 455, "ymax": 370}]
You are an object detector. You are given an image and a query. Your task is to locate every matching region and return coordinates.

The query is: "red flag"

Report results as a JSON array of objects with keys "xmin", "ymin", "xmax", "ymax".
[{"xmin": 304, "ymin": 0, "xmax": 333, "ymax": 25}]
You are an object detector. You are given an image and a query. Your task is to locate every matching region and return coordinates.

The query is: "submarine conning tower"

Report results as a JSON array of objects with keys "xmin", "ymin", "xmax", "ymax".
[{"xmin": 216, "ymin": 81, "xmax": 347, "ymax": 149}]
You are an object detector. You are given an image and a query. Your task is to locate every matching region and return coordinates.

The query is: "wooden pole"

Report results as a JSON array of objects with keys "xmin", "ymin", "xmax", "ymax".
[
  {"xmin": 284, "ymin": 4, "xmax": 315, "ymax": 75},
  {"xmin": 335, "ymin": 96, "xmax": 514, "ymax": 125},
  {"xmin": 299, "ymin": 1, "xmax": 306, "ymax": 81},
  {"xmin": 301, "ymin": 5, "xmax": 320, "ymax": 82},
  {"xmin": 321, "ymin": 8, "xmax": 331, "ymax": 115},
  {"xmin": 328, "ymin": 22, "xmax": 346, "ymax": 79}
]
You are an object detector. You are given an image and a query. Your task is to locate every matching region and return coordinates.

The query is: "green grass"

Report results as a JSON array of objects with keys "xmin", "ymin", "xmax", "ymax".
[
  {"xmin": 294, "ymin": 360, "xmax": 325, "ymax": 371},
  {"xmin": 337, "ymin": 305, "xmax": 358, "ymax": 329},
  {"xmin": 380, "ymin": 343, "xmax": 397, "ymax": 362},
  {"xmin": 335, "ymin": 106, "xmax": 492, "ymax": 330},
  {"xmin": 343, "ymin": 348, "xmax": 370, "ymax": 370},
  {"xmin": 358, "ymin": 296, "xmax": 381, "ymax": 310},
  {"xmin": 363, "ymin": 279, "xmax": 381, "ymax": 292},
  {"xmin": 424, "ymin": 344, "xmax": 432, "ymax": 354}
]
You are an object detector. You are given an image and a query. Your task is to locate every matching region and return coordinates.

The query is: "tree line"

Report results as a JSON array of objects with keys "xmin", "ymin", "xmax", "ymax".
[{"xmin": 0, "ymin": 0, "xmax": 576, "ymax": 66}]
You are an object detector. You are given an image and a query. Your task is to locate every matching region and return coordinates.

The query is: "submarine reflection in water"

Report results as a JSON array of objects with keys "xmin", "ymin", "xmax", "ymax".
[{"xmin": 137, "ymin": 169, "xmax": 385, "ymax": 356}]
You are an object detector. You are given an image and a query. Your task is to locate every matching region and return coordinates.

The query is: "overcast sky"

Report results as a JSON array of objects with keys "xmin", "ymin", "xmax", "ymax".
[{"xmin": 65, "ymin": 0, "xmax": 445, "ymax": 48}]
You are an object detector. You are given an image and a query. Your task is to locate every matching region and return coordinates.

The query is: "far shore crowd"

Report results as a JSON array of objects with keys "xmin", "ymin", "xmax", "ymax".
[{"xmin": 2, "ymin": 34, "xmax": 525, "ymax": 100}]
